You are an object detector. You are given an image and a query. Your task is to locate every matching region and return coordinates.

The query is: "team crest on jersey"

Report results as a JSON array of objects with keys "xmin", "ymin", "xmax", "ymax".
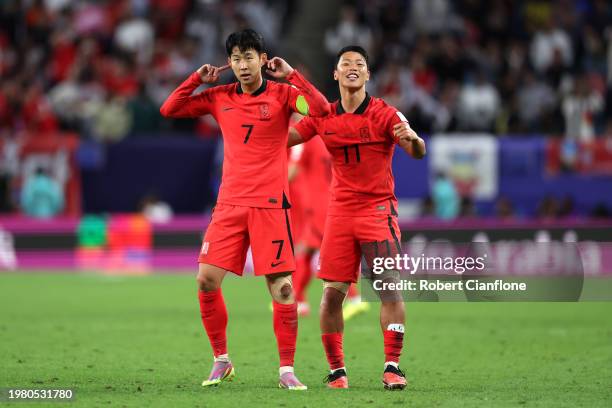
[
  {"xmin": 359, "ymin": 126, "xmax": 370, "ymax": 143},
  {"xmin": 259, "ymin": 103, "xmax": 271, "ymax": 120}
]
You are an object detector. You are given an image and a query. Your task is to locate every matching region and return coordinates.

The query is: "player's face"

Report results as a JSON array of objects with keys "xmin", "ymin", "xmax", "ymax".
[
  {"xmin": 334, "ymin": 51, "xmax": 370, "ymax": 90},
  {"xmin": 228, "ymin": 47, "xmax": 266, "ymax": 86}
]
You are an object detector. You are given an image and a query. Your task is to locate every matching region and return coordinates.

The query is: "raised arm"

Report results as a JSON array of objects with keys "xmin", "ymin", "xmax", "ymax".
[
  {"xmin": 160, "ymin": 64, "xmax": 228, "ymax": 118},
  {"xmin": 265, "ymin": 57, "xmax": 331, "ymax": 117}
]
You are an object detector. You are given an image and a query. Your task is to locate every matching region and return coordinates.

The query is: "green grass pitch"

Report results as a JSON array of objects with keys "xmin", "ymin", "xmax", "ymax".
[{"xmin": 1, "ymin": 272, "xmax": 611, "ymax": 407}]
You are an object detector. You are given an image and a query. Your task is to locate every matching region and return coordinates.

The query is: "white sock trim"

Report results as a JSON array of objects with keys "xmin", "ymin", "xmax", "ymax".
[
  {"xmin": 386, "ymin": 323, "xmax": 405, "ymax": 333},
  {"xmin": 331, "ymin": 366, "xmax": 346, "ymax": 374},
  {"xmin": 384, "ymin": 361, "xmax": 399, "ymax": 369},
  {"xmin": 279, "ymin": 366, "xmax": 294, "ymax": 375},
  {"xmin": 214, "ymin": 354, "xmax": 229, "ymax": 362}
]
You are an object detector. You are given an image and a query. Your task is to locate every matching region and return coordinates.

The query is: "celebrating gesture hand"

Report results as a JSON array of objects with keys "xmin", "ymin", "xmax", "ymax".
[
  {"xmin": 264, "ymin": 57, "xmax": 294, "ymax": 79},
  {"xmin": 393, "ymin": 122, "xmax": 419, "ymax": 143},
  {"xmin": 197, "ymin": 64, "xmax": 230, "ymax": 84},
  {"xmin": 394, "ymin": 121, "xmax": 426, "ymax": 158}
]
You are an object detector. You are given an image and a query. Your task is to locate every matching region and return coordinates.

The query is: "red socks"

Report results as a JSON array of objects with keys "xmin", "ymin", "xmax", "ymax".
[
  {"xmin": 321, "ymin": 332, "xmax": 344, "ymax": 370},
  {"xmin": 293, "ymin": 253, "xmax": 313, "ymax": 302},
  {"xmin": 273, "ymin": 301, "xmax": 298, "ymax": 367},
  {"xmin": 383, "ymin": 329, "xmax": 404, "ymax": 364},
  {"xmin": 198, "ymin": 289, "xmax": 228, "ymax": 357},
  {"xmin": 322, "ymin": 330, "xmax": 402, "ymax": 370},
  {"xmin": 199, "ymin": 292, "xmax": 299, "ymax": 368}
]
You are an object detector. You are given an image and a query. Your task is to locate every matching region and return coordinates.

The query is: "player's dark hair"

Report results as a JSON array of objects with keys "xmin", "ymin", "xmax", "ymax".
[
  {"xmin": 225, "ymin": 29, "xmax": 265, "ymax": 56},
  {"xmin": 336, "ymin": 45, "xmax": 369, "ymax": 66}
]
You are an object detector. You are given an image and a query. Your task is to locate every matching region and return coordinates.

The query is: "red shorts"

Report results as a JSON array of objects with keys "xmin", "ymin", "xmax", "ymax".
[
  {"xmin": 317, "ymin": 214, "xmax": 401, "ymax": 283},
  {"xmin": 198, "ymin": 204, "xmax": 296, "ymax": 276}
]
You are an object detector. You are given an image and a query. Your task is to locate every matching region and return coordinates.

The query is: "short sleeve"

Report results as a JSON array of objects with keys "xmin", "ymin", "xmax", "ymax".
[
  {"xmin": 287, "ymin": 85, "xmax": 311, "ymax": 116},
  {"xmin": 385, "ymin": 108, "xmax": 409, "ymax": 144},
  {"xmin": 293, "ymin": 116, "xmax": 319, "ymax": 142}
]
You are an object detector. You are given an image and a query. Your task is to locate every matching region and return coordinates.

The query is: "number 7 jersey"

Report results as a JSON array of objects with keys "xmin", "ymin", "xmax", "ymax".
[
  {"xmin": 293, "ymin": 93, "xmax": 406, "ymax": 216},
  {"xmin": 160, "ymin": 70, "xmax": 330, "ymax": 208}
]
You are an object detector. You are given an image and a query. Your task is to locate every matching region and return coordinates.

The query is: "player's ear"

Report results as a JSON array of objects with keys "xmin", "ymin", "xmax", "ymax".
[
  {"xmin": 333, "ymin": 69, "xmax": 339, "ymax": 81},
  {"xmin": 260, "ymin": 52, "xmax": 268, "ymax": 67},
  {"xmin": 365, "ymin": 69, "xmax": 370, "ymax": 82}
]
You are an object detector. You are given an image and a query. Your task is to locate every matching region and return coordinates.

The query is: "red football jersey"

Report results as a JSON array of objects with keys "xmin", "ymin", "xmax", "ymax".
[
  {"xmin": 299, "ymin": 137, "xmax": 332, "ymax": 210},
  {"xmin": 294, "ymin": 94, "xmax": 405, "ymax": 216},
  {"xmin": 160, "ymin": 70, "xmax": 330, "ymax": 208},
  {"xmin": 288, "ymin": 144, "xmax": 307, "ymax": 240}
]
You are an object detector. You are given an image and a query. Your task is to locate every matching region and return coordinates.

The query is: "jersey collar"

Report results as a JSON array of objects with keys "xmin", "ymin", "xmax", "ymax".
[
  {"xmin": 336, "ymin": 93, "xmax": 371, "ymax": 115},
  {"xmin": 236, "ymin": 78, "xmax": 267, "ymax": 96}
]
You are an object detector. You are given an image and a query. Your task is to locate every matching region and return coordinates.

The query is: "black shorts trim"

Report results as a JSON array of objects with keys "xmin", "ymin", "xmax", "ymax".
[
  {"xmin": 387, "ymin": 216, "xmax": 401, "ymax": 253},
  {"xmin": 284, "ymin": 209, "xmax": 295, "ymax": 254}
]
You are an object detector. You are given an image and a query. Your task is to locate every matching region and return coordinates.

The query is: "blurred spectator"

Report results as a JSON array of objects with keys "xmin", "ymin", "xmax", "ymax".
[
  {"xmin": 89, "ymin": 94, "xmax": 132, "ymax": 142},
  {"xmin": 129, "ymin": 83, "xmax": 161, "ymax": 135},
  {"xmin": 516, "ymin": 70, "xmax": 557, "ymax": 132},
  {"xmin": 49, "ymin": 63, "xmax": 106, "ymax": 133},
  {"xmin": 558, "ymin": 195, "xmax": 575, "ymax": 217},
  {"xmin": 459, "ymin": 196, "xmax": 477, "ymax": 217},
  {"xmin": 240, "ymin": 0, "xmax": 282, "ymax": 50},
  {"xmin": 432, "ymin": 172, "xmax": 459, "ymax": 220},
  {"xmin": 139, "ymin": 194, "xmax": 173, "ymax": 224},
  {"xmin": 495, "ymin": 196, "xmax": 515, "ymax": 219},
  {"xmin": 562, "ymin": 74, "xmax": 604, "ymax": 140},
  {"xmin": 428, "ymin": 35, "xmax": 473, "ymax": 85},
  {"xmin": 325, "ymin": 5, "xmax": 373, "ymax": 57},
  {"xmin": 420, "ymin": 195, "xmax": 434, "ymax": 217},
  {"xmin": 114, "ymin": 11, "xmax": 155, "ymax": 65},
  {"xmin": 530, "ymin": 16, "xmax": 574, "ymax": 74},
  {"xmin": 536, "ymin": 195, "xmax": 559, "ymax": 219},
  {"xmin": 20, "ymin": 167, "xmax": 64, "ymax": 218},
  {"xmin": 0, "ymin": 0, "xmax": 610, "ymax": 140},
  {"xmin": 167, "ymin": 36, "xmax": 200, "ymax": 79},
  {"xmin": 456, "ymin": 70, "xmax": 500, "ymax": 132},
  {"xmin": 406, "ymin": 0, "xmax": 460, "ymax": 36}
]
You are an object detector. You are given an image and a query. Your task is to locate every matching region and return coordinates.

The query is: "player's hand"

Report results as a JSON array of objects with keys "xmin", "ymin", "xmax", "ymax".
[
  {"xmin": 197, "ymin": 64, "xmax": 230, "ymax": 84},
  {"xmin": 265, "ymin": 57, "xmax": 294, "ymax": 79},
  {"xmin": 393, "ymin": 121, "xmax": 419, "ymax": 143}
]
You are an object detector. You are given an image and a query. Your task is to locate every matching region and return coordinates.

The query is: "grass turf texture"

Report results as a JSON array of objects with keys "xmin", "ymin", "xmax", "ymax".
[{"xmin": 1, "ymin": 272, "xmax": 611, "ymax": 407}]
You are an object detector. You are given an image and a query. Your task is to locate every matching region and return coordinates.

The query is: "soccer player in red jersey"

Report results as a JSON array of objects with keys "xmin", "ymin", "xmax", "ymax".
[
  {"xmin": 160, "ymin": 29, "xmax": 330, "ymax": 390},
  {"xmin": 290, "ymin": 137, "xmax": 367, "ymax": 318},
  {"xmin": 290, "ymin": 136, "xmax": 331, "ymax": 317},
  {"xmin": 288, "ymin": 46, "xmax": 426, "ymax": 390}
]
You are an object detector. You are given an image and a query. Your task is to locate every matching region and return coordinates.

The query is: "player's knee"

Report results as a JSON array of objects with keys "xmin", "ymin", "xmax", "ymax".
[
  {"xmin": 321, "ymin": 285, "xmax": 346, "ymax": 312},
  {"xmin": 196, "ymin": 273, "xmax": 219, "ymax": 292},
  {"xmin": 269, "ymin": 275, "xmax": 294, "ymax": 303},
  {"xmin": 272, "ymin": 281, "xmax": 293, "ymax": 303},
  {"xmin": 280, "ymin": 282, "xmax": 292, "ymax": 299}
]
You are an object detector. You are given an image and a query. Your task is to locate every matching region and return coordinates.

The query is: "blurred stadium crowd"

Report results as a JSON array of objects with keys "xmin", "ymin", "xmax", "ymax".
[
  {"xmin": 0, "ymin": 0, "xmax": 611, "ymax": 220},
  {"xmin": 0, "ymin": 0, "xmax": 610, "ymax": 141},
  {"xmin": 0, "ymin": 0, "xmax": 297, "ymax": 140}
]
